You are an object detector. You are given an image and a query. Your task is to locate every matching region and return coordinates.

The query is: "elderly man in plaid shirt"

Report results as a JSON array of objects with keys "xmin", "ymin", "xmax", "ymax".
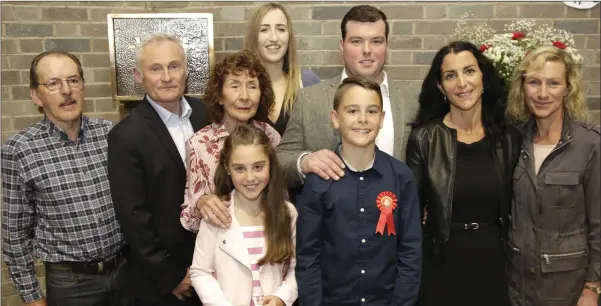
[{"xmin": 1, "ymin": 51, "xmax": 129, "ymax": 306}]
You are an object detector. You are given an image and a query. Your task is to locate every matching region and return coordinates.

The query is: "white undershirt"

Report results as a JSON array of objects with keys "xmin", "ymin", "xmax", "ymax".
[{"xmin": 533, "ymin": 143, "xmax": 556, "ymax": 175}]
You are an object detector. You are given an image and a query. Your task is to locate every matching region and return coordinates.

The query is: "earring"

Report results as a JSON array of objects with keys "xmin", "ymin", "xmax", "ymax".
[
  {"xmin": 227, "ymin": 173, "xmax": 231, "ymax": 176},
  {"xmin": 444, "ymin": 96, "xmax": 448, "ymax": 104}
]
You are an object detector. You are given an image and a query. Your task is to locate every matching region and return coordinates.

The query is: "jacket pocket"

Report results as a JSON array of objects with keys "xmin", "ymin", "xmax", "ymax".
[
  {"xmin": 538, "ymin": 249, "xmax": 588, "ymax": 302},
  {"xmin": 543, "ymin": 171, "xmax": 581, "ymax": 209},
  {"xmin": 540, "ymin": 249, "xmax": 588, "ymax": 273}
]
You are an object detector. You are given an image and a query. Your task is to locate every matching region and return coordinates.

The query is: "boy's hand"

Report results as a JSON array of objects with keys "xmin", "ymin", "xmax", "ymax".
[
  {"xmin": 262, "ymin": 295, "xmax": 285, "ymax": 306},
  {"xmin": 300, "ymin": 149, "xmax": 345, "ymax": 180}
]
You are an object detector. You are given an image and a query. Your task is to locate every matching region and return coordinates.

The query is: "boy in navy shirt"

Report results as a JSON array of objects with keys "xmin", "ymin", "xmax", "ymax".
[{"xmin": 295, "ymin": 76, "xmax": 422, "ymax": 306}]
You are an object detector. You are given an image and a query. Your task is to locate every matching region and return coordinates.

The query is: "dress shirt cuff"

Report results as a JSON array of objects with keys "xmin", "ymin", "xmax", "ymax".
[
  {"xmin": 296, "ymin": 152, "xmax": 312, "ymax": 181},
  {"xmin": 20, "ymin": 283, "xmax": 45, "ymax": 304}
]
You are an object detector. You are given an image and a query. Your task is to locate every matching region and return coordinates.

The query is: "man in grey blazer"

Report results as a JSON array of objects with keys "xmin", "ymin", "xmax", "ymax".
[{"xmin": 277, "ymin": 5, "xmax": 419, "ymax": 189}]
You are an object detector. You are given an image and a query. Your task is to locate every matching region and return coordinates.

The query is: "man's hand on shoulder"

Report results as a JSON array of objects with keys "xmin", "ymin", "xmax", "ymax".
[{"xmin": 300, "ymin": 149, "xmax": 345, "ymax": 181}]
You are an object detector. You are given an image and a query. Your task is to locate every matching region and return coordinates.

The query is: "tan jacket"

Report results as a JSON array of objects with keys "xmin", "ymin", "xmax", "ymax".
[{"xmin": 508, "ymin": 113, "xmax": 600, "ymax": 306}]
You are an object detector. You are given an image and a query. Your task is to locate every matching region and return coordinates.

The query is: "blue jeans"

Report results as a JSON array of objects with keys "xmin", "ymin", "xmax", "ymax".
[{"xmin": 45, "ymin": 258, "xmax": 133, "ymax": 306}]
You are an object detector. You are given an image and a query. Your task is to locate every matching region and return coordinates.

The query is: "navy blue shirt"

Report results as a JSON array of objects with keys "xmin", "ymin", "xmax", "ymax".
[{"xmin": 296, "ymin": 148, "xmax": 422, "ymax": 306}]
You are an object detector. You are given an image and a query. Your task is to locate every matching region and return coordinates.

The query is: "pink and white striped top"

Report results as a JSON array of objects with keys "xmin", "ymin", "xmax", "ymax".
[{"xmin": 242, "ymin": 225, "xmax": 265, "ymax": 306}]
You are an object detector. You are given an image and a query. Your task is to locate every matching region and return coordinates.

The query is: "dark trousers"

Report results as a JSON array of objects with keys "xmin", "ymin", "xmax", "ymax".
[{"xmin": 45, "ymin": 258, "xmax": 133, "ymax": 306}]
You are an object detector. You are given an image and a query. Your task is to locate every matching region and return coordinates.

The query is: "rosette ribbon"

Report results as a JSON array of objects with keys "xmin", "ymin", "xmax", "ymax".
[{"xmin": 376, "ymin": 191, "xmax": 398, "ymax": 236}]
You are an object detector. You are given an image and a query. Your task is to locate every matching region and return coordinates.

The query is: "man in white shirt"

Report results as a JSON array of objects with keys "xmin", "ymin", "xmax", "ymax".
[
  {"xmin": 277, "ymin": 5, "xmax": 419, "ymax": 189},
  {"xmin": 107, "ymin": 33, "xmax": 209, "ymax": 306}
]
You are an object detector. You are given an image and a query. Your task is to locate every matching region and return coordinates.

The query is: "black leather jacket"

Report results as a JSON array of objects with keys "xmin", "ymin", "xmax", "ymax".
[{"xmin": 405, "ymin": 118, "xmax": 521, "ymax": 250}]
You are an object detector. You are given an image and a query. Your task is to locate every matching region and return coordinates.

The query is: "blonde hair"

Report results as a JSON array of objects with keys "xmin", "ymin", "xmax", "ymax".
[
  {"xmin": 244, "ymin": 3, "xmax": 302, "ymax": 115},
  {"xmin": 134, "ymin": 33, "xmax": 187, "ymax": 75},
  {"xmin": 506, "ymin": 45, "xmax": 588, "ymax": 123}
]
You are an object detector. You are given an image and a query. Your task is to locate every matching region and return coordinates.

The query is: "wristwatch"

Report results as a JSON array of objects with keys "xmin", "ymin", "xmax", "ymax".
[{"xmin": 584, "ymin": 284, "xmax": 601, "ymax": 295}]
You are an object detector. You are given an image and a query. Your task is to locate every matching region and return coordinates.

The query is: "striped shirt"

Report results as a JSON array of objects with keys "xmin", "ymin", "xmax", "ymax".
[
  {"xmin": 1, "ymin": 116, "xmax": 126, "ymax": 303},
  {"xmin": 242, "ymin": 225, "xmax": 265, "ymax": 306}
]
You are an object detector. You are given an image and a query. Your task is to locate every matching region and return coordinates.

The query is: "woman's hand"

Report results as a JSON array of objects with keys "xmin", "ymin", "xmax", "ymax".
[{"xmin": 196, "ymin": 194, "xmax": 231, "ymax": 229}]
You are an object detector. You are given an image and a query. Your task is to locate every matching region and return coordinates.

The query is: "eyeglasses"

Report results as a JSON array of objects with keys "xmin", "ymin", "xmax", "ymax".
[{"xmin": 37, "ymin": 76, "xmax": 83, "ymax": 91}]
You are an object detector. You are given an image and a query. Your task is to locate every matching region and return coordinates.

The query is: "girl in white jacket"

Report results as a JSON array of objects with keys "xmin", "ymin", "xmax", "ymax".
[{"xmin": 190, "ymin": 125, "xmax": 297, "ymax": 306}]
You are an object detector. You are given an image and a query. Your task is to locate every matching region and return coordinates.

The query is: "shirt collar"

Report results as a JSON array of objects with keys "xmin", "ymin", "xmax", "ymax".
[
  {"xmin": 340, "ymin": 69, "xmax": 389, "ymax": 96},
  {"xmin": 43, "ymin": 115, "xmax": 88, "ymax": 143},
  {"xmin": 147, "ymin": 95, "xmax": 193, "ymax": 125},
  {"xmin": 335, "ymin": 144, "xmax": 385, "ymax": 175}
]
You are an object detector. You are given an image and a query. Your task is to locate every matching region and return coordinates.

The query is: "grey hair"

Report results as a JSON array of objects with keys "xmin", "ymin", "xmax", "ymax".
[{"xmin": 134, "ymin": 33, "xmax": 188, "ymax": 75}]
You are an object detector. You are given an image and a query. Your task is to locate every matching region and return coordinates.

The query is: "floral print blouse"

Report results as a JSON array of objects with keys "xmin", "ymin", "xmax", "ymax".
[{"xmin": 180, "ymin": 121, "xmax": 281, "ymax": 232}]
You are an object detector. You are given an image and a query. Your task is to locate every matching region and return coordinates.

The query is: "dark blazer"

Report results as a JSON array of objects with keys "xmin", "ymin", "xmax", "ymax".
[{"xmin": 108, "ymin": 96, "xmax": 209, "ymax": 304}]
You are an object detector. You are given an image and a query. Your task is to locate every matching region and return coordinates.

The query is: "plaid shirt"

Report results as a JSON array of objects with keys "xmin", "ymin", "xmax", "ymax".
[{"xmin": 1, "ymin": 116, "xmax": 126, "ymax": 303}]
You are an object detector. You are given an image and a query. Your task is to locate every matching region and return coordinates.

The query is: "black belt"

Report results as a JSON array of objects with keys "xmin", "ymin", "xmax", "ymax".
[
  {"xmin": 46, "ymin": 252, "xmax": 123, "ymax": 275},
  {"xmin": 450, "ymin": 222, "xmax": 496, "ymax": 231}
]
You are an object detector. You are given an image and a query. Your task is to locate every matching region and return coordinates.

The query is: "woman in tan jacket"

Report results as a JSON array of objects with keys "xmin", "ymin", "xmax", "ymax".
[{"xmin": 506, "ymin": 45, "xmax": 600, "ymax": 306}]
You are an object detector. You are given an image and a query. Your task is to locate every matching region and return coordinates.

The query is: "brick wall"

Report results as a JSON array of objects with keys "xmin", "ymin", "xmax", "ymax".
[{"xmin": 1, "ymin": 1, "xmax": 599, "ymax": 304}]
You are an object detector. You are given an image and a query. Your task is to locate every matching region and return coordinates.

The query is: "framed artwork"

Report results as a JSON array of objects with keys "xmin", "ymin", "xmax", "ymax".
[{"xmin": 107, "ymin": 13, "xmax": 214, "ymax": 102}]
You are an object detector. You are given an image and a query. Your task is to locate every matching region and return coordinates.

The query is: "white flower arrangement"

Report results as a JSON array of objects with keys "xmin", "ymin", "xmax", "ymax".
[{"xmin": 452, "ymin": 14, "xmax": 583, "ymax": 83}]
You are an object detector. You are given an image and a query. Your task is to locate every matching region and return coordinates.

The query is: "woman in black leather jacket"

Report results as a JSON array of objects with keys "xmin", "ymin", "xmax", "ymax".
[{"xmin": 406, "ymin": 41, "xmax": 521, "ymax": 306}]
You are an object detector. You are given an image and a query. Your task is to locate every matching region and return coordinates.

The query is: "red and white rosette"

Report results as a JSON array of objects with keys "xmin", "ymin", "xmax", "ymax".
[{"xmin": 376, "ymin": 191, "xmax": 398, "ymax": 236}]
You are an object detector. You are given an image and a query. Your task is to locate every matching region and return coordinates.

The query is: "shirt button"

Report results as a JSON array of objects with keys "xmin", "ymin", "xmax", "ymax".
[
  {"xmin": 361, "ymin": 239, "xmax": 366, "ymax": 243},
  {"xmin": 361, "ymin": 269, "xmax": 365, "ymax": 274},
  {"xmin": 360, "ymin": 208, "xmax": 365, "ymax": 212},
  {"xmin": 359, "ymin": 177, "xmax": 364, "ymax": 181},
  {"xmin": 361, "ymin": 298, "xmax": 366, "ymax": 302}
]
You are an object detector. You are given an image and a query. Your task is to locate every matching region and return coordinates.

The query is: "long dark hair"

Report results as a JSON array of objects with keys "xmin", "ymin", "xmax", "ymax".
[
  {"xmin": 214, "ymin": 125, "xmax": 292, "ymax": 265},
  {"xmin": 414, "ymin": 41, "xmax": 507, "ymax": 142}
]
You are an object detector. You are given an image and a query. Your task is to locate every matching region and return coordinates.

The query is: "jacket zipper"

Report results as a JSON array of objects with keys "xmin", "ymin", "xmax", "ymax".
[
  {"xmin": 443, "ymin": 129, "xmax": 458, "ymax": 244},
  {"xmin": 540, "ymin": 250, "xmax": 586, "ymax": 264}
]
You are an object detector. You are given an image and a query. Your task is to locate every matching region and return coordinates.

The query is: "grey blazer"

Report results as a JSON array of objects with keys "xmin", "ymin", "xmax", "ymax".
[{"xmin": 276, "ymin": 73, "xmax": 419, "ymax": 188}]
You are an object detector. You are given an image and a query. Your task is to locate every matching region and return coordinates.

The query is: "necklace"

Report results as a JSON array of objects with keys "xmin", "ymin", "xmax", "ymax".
[
  {"xmin": 235, "ymin": 207, "xmax": 262, "ymax": 217},
  {"xmin": 445, "ymin": 116, "xmax": 480, "ymax": 135}
]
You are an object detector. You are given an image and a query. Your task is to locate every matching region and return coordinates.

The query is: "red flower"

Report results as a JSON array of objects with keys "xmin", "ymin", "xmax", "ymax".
[
  {"xmin": 552, "ymin": 41, "xmax": 567, "ymax": 49},
  {"xmin": 479, "ymin": 44, "xmax": 489, "ymax": 52},
  {"xmin": 512, "ymin": 32, "xmax": 526, "ymax": 40}
]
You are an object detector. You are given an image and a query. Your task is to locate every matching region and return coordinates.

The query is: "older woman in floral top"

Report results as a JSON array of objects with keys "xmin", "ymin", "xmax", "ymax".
[{"xmin": 180, "ymin": 50, "xmax": 281, "ymax": 232}]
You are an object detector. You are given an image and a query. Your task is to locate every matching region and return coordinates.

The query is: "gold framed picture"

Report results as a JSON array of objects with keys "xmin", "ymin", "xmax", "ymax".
[{"xmin": 107, "ymin": 13, "xmax": 214, "ymax": 102}]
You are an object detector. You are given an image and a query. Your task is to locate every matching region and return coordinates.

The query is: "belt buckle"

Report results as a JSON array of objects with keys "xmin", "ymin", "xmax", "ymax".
[{"xmin": 465, "ymin": 222, "xmax": 479, "ymax": 230}]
